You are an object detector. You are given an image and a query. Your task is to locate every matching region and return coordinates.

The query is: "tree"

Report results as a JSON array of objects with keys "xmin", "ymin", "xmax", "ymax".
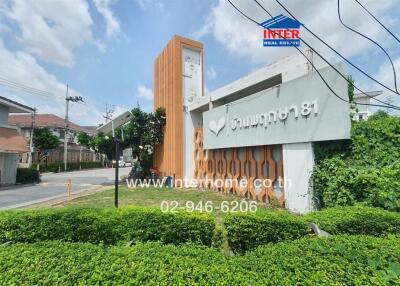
[
  {"xmin": 123, "ymin": 106, "xmax": 166, "ymax": 168},
  {"xmin": 33, "ymin": 128, "xmax": 60, "ymax": 164},
  {"xmin": 77, "ymin": 132, "xmax": 92, "ymax": 147},
  {"xmin": 89, "ymin": 132, "xmax": 118, "ymax": 161}
]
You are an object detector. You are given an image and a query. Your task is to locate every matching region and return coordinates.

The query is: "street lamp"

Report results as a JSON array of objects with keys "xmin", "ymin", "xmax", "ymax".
[{"xmin": 97, "ymin": 111, "xmax": 132, "ymax": 208}]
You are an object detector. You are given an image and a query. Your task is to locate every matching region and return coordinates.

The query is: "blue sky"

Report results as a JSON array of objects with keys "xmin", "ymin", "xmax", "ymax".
[{"xmin": 0, "ymin": 0, "xmax": 399, "ymax": 125}]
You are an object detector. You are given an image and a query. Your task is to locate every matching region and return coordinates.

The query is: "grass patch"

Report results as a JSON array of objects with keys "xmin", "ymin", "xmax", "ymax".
[{"xmin": 61, "ymin": 186, "xmax": 269, "ymax": 214}]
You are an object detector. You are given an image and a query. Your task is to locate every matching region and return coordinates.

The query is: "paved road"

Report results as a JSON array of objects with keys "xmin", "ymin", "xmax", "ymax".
[{"xmin": 0, "ymin": 167, "xmax": 131, "ymax": 210}]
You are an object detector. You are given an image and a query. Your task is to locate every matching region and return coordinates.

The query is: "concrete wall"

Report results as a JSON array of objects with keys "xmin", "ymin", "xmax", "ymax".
[
  {"xmin": 0, "ymin": 153, "xmax": 18, "ymax": 185},
  {"xmin": 282, "ymin": 142, "xmax": 314, "ymax": 214}
]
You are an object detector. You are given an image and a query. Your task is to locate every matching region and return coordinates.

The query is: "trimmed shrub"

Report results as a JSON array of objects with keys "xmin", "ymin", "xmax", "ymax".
[
  {"xmin": 306, "ymin": 206, "xmax": 400, "ymax": 236},
  {"xmin": 1, "ymin": 236, "xmax": 400, "ymax": 285},
  {"xmin": 239, "ymin": 235, "xmax": 400, "ymax": 285},
  {"xmin": 224, "ymin": 211, "xmax": 309, "ymax": 253},
  {"xmin": 0, "ymin": 207, "xmax": 215, "ymax": 246},
  {"xmin": 15, "ymin": 168, "xmax": 40, "ymax": 184}
]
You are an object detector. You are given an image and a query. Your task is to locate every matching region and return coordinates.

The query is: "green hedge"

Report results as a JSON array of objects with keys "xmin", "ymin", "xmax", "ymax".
[
  {"xmin": 224, "ymin": 211, "xmax": 309, "ymax": 253},
  {"xmin": 15, "ymin": 168, "xmax": 40, "ymax": 184},
  {"xmin": 36, "ymin": 161, "xmax": 103, "ymax": 173},
  {"xmin": 306, "ymin": 206, "xmax": 400, "ymax": 237},
  {"xmin": 1, "ymin": 236, "xmax": 399, "ymax": 285},
  {"xmin": 0, "ymin": 207, "xmax": 215, "ymax": 246}
]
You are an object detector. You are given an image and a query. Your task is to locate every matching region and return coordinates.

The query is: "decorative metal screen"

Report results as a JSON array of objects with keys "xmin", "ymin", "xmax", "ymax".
[{"xmin": 194, "ymin": 128, "xmax": 285, "ymax": 206}]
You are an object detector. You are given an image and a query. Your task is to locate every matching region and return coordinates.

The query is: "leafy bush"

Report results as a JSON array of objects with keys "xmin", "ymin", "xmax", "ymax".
[
  {"xmin": 311, "ymin": 158, "xmax": 400, "ymax": 211},
  {"xmin": 224, "ymin": 211, "xmax": 309, "ymax": 253},
  {"xmin": 312, "ymin": 114, "xmax": 400, "ymax": 210},
  {"xmin": 0, "ymin": 207, "xmax": 215, "ymax": 246},
  {"xmin": 311, "ymin": 157, "xmax": 358, "ymax": 209},
  {"xmin": 312, "ymin": 139, "xmax": 351, "ymax": 163},
  {"xmin": 306, "ymin": 206, "xmax": 400, "ymax": 236},
  {"xmin": 1, "ymin": 236, "xmax": 400, "ymax": 285},
  {"xmin": 15, "ymin": 168, "xmax": 40, "ymax": 184},
  {"xmin": 351, "ymin": 112, "xmax": 400, "ymax": 167}
]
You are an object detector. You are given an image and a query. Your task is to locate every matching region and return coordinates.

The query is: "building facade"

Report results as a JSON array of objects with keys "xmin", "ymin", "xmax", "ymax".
[
  {"xmin": 0, "ymin": 96, "xmax": 34, "ymax": 185},
  {"xmin": 9, "ymin": 113, "xmax": 99, "ymax": 166},
  {"xmin": 154, "ymin": 36, "xmax": 351, "ymax": 213}
]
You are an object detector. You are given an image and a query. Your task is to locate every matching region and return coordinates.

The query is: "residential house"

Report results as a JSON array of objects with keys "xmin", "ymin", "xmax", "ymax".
[
  {"xmin": 9, "ymin": 113, "xmax": 100, "ymax": 165},
  {"xmin": 353, "ymin": 91, "xmax": 383, "ymax": 121},
  {"xmin": 0, "ymin": 96, "xmax": 34, "ymax": 185}
]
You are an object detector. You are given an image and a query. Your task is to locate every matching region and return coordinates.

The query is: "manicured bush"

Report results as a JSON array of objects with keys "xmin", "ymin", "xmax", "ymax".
[
  {"xmin": 0, "ymin": 207, "xmax": 215, "ymax": 246},
  {"xmin": 1, "ymin": 236, "xmax": 399, "ymax": 285},
  {"xmin": 15, "ymin": 168, "xmax": 40, "ymax": 184},
  {"xmin": 306, "ymin": 206, "xmax": 400, "ymax": 236},
  {"xmin": 224, "ymin": 211, "xmax": 309, "ymax": 253},
  {"xmin": 239, "ymin": 235, "xmax": 400, "ymax": 285}
]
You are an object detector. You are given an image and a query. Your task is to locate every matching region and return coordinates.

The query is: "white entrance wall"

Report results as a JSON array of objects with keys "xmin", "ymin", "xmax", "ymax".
[{"xmin": 282, "ymin": 142, "xmax": 314, "ymax": 214}]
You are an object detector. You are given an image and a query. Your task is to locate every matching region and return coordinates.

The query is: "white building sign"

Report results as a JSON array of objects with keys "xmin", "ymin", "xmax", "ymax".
[{"xmin": 203, "ymin": 64, "xmax": 351, "ymax": 149}]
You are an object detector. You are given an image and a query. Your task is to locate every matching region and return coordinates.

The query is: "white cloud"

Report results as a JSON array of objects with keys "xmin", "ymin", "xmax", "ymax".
[
  {"xmin": 0, "ymin": 40, "xmax": 103, "ymax": 125},
  {"xmin": 207, "ymin": 66, "xmax": 217, "ymax": 79},
  {"xmin": 196, "ymin": 0, "xmax": 398, "ymax": 65},
  {"xmin": 135, "ymin": 0, "xmax": 164, "ymax": 10},
  {"xmin": 137, "ymin": 84, "xmax": 153, "ymax": 100},
  {"xmin": 93, "ymin": 0, "xmax": 120, "ymax": 38},
  {"xmin": 4, "ymin": 0, "xmax": 94, "ymax": 68}
]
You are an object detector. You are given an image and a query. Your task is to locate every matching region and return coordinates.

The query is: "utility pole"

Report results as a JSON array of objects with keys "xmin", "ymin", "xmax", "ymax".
[
  {"xmin": 28, "ymin": 108, "xmax": 36, "ymax": 167},
  {"xmin": 64, "ymin": 84, "xmax": 84, "ymax": 171}
]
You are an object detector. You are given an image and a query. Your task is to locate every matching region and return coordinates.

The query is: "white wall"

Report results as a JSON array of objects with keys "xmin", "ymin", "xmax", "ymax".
[
  {"xmin": 282, "ymin": 142, "xmax": 314, "ymax": 214},
  {"xmin": 0, "ymin": 153, "xmax": 19, "ymax": 185}
]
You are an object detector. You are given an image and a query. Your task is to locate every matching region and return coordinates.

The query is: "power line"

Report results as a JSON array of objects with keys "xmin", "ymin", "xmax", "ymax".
[
  {"xmin": 0, "ymin": 75, "xmax": 59, "ymax": 99},
  {"xmin": 337, "ymin": 0, "xmax": 398, "ymax": 92},
  {"xmin": 250, "ymin": 0, "xmax": 400, "ymax": 109},
  {"xmin": 271, "ymin": 0, "xmax": 400, "ymax": 97},
  {"xmin": 354, "ymin": 0, "xmax": 400, "ymax": 45},
  {"xmin": 226, "ymin": 0, "xmax": 400, "ymax": 111}
]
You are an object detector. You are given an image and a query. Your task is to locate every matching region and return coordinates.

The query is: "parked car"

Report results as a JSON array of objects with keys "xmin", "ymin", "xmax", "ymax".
[{"xmin": 112, "ymin": 156, "xmax": 131, "ymax": 168}]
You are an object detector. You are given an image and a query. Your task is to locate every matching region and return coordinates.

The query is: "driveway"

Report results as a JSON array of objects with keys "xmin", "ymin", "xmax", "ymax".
[{"xmin": 0, "ymin": 167, "xmax": 131, "ymax": 210}]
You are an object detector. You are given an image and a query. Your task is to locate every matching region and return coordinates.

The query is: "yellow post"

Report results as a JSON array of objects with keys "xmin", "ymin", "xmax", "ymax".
[{"xmin": 67, "ymin": 178, "xmax": 72, "ymax": 198}]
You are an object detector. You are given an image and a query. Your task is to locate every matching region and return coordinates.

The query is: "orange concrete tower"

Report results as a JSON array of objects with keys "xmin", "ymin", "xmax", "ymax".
[{"xmin": 153, "ymin": 35, "xmax": 203, "ymax": 180}]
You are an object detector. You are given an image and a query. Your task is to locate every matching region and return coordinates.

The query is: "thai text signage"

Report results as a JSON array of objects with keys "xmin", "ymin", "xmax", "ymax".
[{"xmin": 203, "ymin": 64, "xmax": 351, "ymax": 149}]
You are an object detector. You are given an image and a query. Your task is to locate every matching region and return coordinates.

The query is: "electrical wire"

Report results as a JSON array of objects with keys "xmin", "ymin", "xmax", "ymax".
[
  {"xmin": 337, "ymin": 0, "xmax": 398, "ymax": 92},
  {"xmin": 354, "ymin": 0, "xmax": 400, "ymax": 45},
  {"xmin": 271, "ymin": 0, "xmax": 400, "ymax": 97},
  {"xmin": 251, "ymin": 0, "xmax": 400, "ymax": 109},
  {"xmin": 226, "ymin": 0, "xmax": 400, "ymax": 111},
  {"xmin": 0, "ymin": 75, "xmax": 59, "ymax": 99}
]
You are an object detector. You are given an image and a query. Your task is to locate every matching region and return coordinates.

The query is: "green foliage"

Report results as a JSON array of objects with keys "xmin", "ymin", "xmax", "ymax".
[
  {"xmin": 77, "ymin": 131, "xmax": 92, "ymax": 147},
  {"xmin": 90, "ymin": 132, "xmax": 117, "ymax": 160},
  {"xmin": 306, "ymin": 206, "xmax": 400, "ymax": 237},
  {"xmin": 123, "ymin": 106, "xmax": 166, "ymax": 165},
  {"xmin": 1, "ymin": 236, "xmax": 400, "ymax": 285},
  {"xmin": 312, "ymin": 140, "xmax": 351, "ymax": 163},
  {"xmin": 312, "ymin": 114, "xmax": 400, "ymax": 210},
  {"xmin": 311, "ymin": 157, "xmax": 358, "ymax": 209},
  {"xmin": 311, "ymin": 157, "xmax": 400, "ymax": 211},
  {"xmin": 35, "ymin": 161, "xmax": 103, "ymax": 173},
  {"xmin": 224, "ymin": 211, "xmax": 309, "ymax": 253},
  {"xmin": 15, "ymin": 168, "xmax": 40, "ymax": 184},
  {"xmin": 0, "ymin": 207, "xmax": 215, "ymax": 246},
  {"xmin": 351, "ymin": 114, "xmax": 400, "ymax": 167},
  {"xmin": 32, "ymin": 128, "xmax": 60, "ymax": 163},
  {"xmin": 33, "ymin": 128, "xmax": 60, "ymax": 151}
]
